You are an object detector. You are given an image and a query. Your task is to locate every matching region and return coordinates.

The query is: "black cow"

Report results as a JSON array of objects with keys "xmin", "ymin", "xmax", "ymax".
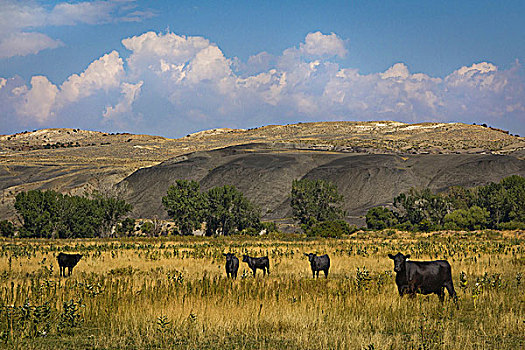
[
  {"xmin": 304, "ymin": 253, "xmax": 330, "ymax": 278},
  {"xmin": 223, "ymin": 253, "xmax": 239, "ymax": 279},
  {"xmin": 57, "ymin": 253, "xmax": 83, "ymax": 277},
  {"xmin": 388, "ymin": 252, "xmax": 457, "ymax": 302},
  {"xmin": 242, "ymin": 255, "xmax": 270, "ymax": 277}
]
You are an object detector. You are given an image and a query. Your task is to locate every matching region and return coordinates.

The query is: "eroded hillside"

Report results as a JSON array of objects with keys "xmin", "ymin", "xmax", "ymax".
[{"xmin": 1, "ymin": 121, "xmax": 524, "ymax": 223}]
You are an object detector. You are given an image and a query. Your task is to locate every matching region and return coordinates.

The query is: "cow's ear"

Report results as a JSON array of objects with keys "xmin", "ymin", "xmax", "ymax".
[
  {"xmin": 223, "ymin": 253, "xmax": 227, "ymax": 256},
  {"xmin": 388, "ymin": 254, "xmax": 395, "ymax": 259},
  {"xmin": 304, "ymin": 253, "xmax": 309, "ymax": 257},
  {"xmin": 405, "ymin": 254, "xmax": 411, "ymax": 260}
]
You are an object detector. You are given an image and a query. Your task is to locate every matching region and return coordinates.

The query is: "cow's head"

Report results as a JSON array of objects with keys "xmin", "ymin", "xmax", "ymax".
[
  {"xmin": 242, "ymin": 255, "xmax": 249, "ymax": 263},
  {"xmin": 73, "ymin": 254, "xmax": 83, "ymax": 264},
  {"xmin": 223, "ymin": 253, "xmax": 235, "ymax": 261},
  {"xmin": 388, "ymin": 252, "xmax": 410, "ymax": 273},
  {"xmin": 304, "ymin": 253, "xmax": 316, "ymax": 262}
]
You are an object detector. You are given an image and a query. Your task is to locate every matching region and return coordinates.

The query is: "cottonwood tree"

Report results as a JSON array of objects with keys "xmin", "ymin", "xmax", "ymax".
[
  {"xmin": 162, "ymin": 180, "xmax": 206, "ymax": 235},
  {"xmin": 290, "ymin": 178, "xmax": 345, "ymax": 230},
  {"xmin": 204, "ymin": 185, "xmax": 260, "ymax": 236}
]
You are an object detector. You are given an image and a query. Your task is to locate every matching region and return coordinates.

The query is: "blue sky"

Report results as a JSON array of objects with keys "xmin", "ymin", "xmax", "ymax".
[{"xmin": 1, "ymin": 0, "xmax": 524, "ymax": 137}]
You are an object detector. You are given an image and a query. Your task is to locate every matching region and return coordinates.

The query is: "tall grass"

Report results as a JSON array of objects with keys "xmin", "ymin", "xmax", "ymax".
[{"xmin": 0, "ymin": 231, "xmax": 523, "ymax": 349}]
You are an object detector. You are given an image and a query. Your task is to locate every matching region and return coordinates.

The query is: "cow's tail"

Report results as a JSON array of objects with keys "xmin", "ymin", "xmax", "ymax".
[{"xmin": 266, "ymin": 257, "xmax": 270, "ymax": 275}]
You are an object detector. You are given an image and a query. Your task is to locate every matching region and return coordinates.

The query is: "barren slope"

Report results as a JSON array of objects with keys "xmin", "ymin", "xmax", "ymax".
[
  {"xmin": 121, "ymin": 143, "xmax": 525, "ymax": 227},
  {"xmin": 1, "ymin": 121, "xmax": 524, "ymax": 223}
]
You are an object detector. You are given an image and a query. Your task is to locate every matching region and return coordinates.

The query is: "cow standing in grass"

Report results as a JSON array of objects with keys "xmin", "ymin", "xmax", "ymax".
[
  {"xmin": 305, "ymin": 253, "xmax": 330, "ymax": 278},
  {"xmin": 388, "ymin": 252, "xmax": 457, "ymax": 302},
  {"xmin": 223, "ymin": 253, "xmax": 239, "ymax": 279},
  {"xmin": 57, "ymin": 253, "xmax": 83, "ymax": 277},
  {"xmin": 242, "ymin": 255, "xmax": 270, "ymax": 277}
]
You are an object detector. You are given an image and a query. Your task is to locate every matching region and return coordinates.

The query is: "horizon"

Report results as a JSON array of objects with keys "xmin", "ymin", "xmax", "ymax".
[
  {"xmin": 1, "ymin": 1, "xmax": 524, "ymax": 138},
  {"xmin": 2, "ymin": 120, "xmax": 521, "ymax": 139}
]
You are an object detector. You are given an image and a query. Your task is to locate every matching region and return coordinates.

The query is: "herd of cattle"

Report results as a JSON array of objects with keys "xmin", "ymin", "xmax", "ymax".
[{"xmin": 57, "ymin": 251, "xmax": 457, "ymax": 302}]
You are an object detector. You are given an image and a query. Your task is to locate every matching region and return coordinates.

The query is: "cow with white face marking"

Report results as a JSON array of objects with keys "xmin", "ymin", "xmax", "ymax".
[{"xmin": 388, "ymin": 252, "xmax": 457, "ymax": 302}]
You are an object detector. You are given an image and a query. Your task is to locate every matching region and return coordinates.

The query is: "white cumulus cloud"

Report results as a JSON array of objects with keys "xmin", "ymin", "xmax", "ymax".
[
  {"xmin": 103, "ymin": 81, "xmax": 143, "ymax": 121},
  {"xmin": 0, "ymin": 0, "xmax": 155, "ymax": 58},
  {"xmin": 0, "ymin": 32, "xmax": 63, "ymax": 58},
  {"xmin": 10, "ymin": 51, "xmax": 124, "ymax": 125},
  {"xmin": 16, "ymin": 76, "xmax": 59, "ymax": 124},
  {"xmin": 299, "ymin": 31, "xmax": 347, "ymax": 58},
  {"xmin": 1, "ymin": 30, "xmax": 524, "ymax": 137}
]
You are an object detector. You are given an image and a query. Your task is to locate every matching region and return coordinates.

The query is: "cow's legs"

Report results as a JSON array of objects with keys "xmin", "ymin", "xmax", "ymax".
[
  {"xmin": 312, "ymin": 270, "xmax": 315, "ymax": 278},
  {"xmin": 444, "ymin": 280, "xmax": 457, "ymax": 300},
  {"xmin": 323, "ymin": 269, "xmax": 329, "ymax": 278},
  {"xmin": 437, "ymin": 287, "xmax": 445, "ymax": 302},
  {"xmin": 252, "ymin": 268, "xmax": 256, "ymax": 277}
]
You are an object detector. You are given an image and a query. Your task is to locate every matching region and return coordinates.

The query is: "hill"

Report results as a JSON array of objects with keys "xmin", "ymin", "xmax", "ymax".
[{"xmin": 1, "ymin": 121, "xmax": 524, "ymax": 226}]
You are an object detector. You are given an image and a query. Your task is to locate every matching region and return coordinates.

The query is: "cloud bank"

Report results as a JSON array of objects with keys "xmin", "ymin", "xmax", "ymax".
[{"xmin": 1, "ymin": 31, "xmax": 524, "ymax": 137}]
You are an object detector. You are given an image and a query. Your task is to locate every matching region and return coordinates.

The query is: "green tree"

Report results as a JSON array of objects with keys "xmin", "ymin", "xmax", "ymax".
[
  {"xmin": 92, "ymin": 191, "xmax": 133, "ymax": 236},
  {"xmin": 0, "ymin": 220, "xmax": 15, "ymax": 237},
  {"xmin": 499, "ymin": 175, "xmax": 525, "ymax": 223},
  {"xmin": 444, "ymin": 186, "xmax": 476, "ymax": 211},
  {"xmin": 365, "ymin": 207, "xmax": 398, "ymax": 230},
  {"xmin": 204, "ymin": 185, "xmax": 260, "ymax": 236},
  {"xmin": 394, "ymin": 188, "xmax": 451, "ymax": 228},
  {"xmin": 14, "ymin": 190, "xmax": 63, "ymax": 238},
  {"xmin": 444, "ymin": 206, "xmax": 489, "ymax": 231},
  {"xmin": 14, "ymin": 189, "xmax": 132, "ymax": 238},
  {"xmin": 290, "ymin": 178, "xmax": 345, "ymax": 230},
  {"xmin": 162, "ymin": 180, "xmax": 206, "ymax": 235},
  {"xmin": 475, "ymin": 182, "xmax": 506, "ymax": 225}
]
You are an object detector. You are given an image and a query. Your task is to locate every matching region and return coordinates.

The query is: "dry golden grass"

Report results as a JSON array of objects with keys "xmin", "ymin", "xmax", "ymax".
[{"xmin": 0, "ymin": 231, "xmax": 523, "ymax": 349}]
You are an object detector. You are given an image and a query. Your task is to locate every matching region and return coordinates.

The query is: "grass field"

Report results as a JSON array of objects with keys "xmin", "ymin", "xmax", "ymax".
[{"xmin": 0, "ymin": 230, "xmax": 523, "ymax": 349}]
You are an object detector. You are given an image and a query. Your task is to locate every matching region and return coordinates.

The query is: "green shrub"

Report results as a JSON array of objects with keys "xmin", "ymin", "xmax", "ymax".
[
  {"xmin": 307, "ymin": 220, "xmax": 356, "ymax": 238},
  {"xmin": 140, "ymin": 222, "xmax": 154, "ymax": 235},
  {"xmin": 365, "ymin": 207, "xmax": 398, "ymax": 229},
  {"xmin": 0, "ymin": 220, "xmax": 15, "ymax": 237},
  {"xmin": 496, "ymin": 221, "xmax": 525, "ymax": 230},
  {"xmin": 444, "ymin": 206, "xmax": 489, "ymax": 230}
]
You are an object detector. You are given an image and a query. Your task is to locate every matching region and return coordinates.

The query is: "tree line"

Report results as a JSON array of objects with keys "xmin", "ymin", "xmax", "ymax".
[
  {"xmin": 366, "ymin": 175, "xmax": 525, "ymax": 231},
  {"xmin": 6, "ymin": 190, "xmax": 131, "ymax": 238},
  {"xmin": 2, "ymin": 175, "xmax": 523, "ymax": 238}
]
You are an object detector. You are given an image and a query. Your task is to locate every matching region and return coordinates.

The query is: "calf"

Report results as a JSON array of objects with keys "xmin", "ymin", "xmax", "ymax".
[
  {"xmin": 223, "ymin": 253, "xmax": 239, "ymax": 279},
  {"xmin": 242, "ymin": 255, "xmax": 270, "ymax": 277},
  {"xmin": 304, "ymin": 253, "xmax": 330, "ymax": 278},
  {"xmin": 57, "ymin": 253, "xmax": 82, "ymax": 277},
  {"xmin": 388, "ymin": 252, "xmax": 457, "ymax": 302}
]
